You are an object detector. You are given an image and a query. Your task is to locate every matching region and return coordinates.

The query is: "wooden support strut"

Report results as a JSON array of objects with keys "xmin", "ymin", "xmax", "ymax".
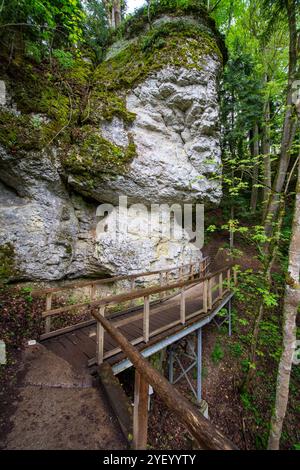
[
  {"xmin": 233, "ymin": 266, "xmax": 238, "ymax": 286},
  {"xmin": 130, "ymin": 279, "xmax": 135, "ymax": 308},
  {"xmin": 159, "ymin": 272, "xmax": 164, "ymax": 300},
  {"xmin": 45, "ymin": 293, "xmax": 52, "ymax": 334},
  {"xmin": 91, "ymin": 309, "xmax": 238, "ymax": 450},
  {"xmin": 133, "ymin": 370, "xmax": 149, "ymax": 449},
  {"xmin": 208, "ymin": 278, "xmax": 212, "ymax": 310},
  {"xmin": 143, "ymin": 296, "xmax": 150, "ymax": 342},
  {"xmin": 96, "ymin": 305, "xmax": 105, "ymax": 365},
  {"xmin": 203, "ymin": 280, "xmax": 208, "ymax": 313},
  {"xmin": 191, "ymin": 264, "xmax": 195, "ymax": 280},
  {"xmin": 90, "ymin": 284, "xmax": 96, "ymax": 301},
  {"xmin": 219, "ymin": 272, "xmax": 223, "ymax": 298},
  {"xmin": 180, "ymin": 287, "xmax": 186, "ymax": 324},
  {"xmin": 164, "ymin": 271, "xmax": 169, "ymax": 298},
  {"xmin": 227, "ymin": 268, "xmax": 231, "ymax": 290}
]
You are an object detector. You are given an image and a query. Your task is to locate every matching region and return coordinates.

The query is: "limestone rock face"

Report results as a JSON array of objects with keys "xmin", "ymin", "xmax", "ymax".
[
  {"xmin": 0, "ymin": 146, "xmax": 78, "ymax": 280},
  {"xmin": 95, "ymin": 205, "xmax": 201, "ymax": 275},
  {"xmin": 96, "ymin": 64, "xmax": 222, "ymax": 205},
  {"xmin": 0, "ymin": 7, "xmax": 225, "ymax": 281}
]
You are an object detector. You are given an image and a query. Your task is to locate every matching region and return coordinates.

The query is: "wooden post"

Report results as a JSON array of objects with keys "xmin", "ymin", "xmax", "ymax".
[
  {"xmin": 179, "ymin": 266, "xmax": 183, "ymax": 282},
  {"xmin": 164, "ymin": 271, "xmax": 169, "ymax": 298},
  {"xmin": 133, "ymin": 370, "xmax": 149, "ymax": 450},
  {"xmin": 96, "ymin": 305, "xmax": 105, "ymax": 365},
  {"xmin": 90, "ymin": 283, "xmax": 96, "ymax": 301},
  {"xmin": 92, "ymin": 310, "xmax": 238, "ymax": 450},
  {"xmin": 219, "ymin": 272, "xmax": 223, "ymax": 298},
  {"xmin": 130, "ymin": 279, "xmax": 135, "ymax": 307},
  {"xmin": 208, "ymin": 278, "xmax": 212, "ymax": 310},
  {"xmin": 143, "ymin": 296, "xmax": 150, "ymax": 342},
  {"xmin": 233, "ymin": 267, "xmax": 238, "ymax": 286},
  {"xmin": 203, "ymin": 280, "xmax": 208, "ymax": 313},
  {"xmin": 159, "ymin": 272, "xmax": 164, "ymax": 300},
  {"xmin": 45, "ymin": 293, "xmax": 52, "ymax": 334},
  {"xmin": 180, "ymin": 288, "xmax": 185, "ymax": 324},
  {"xmin": 227, "ymin": 268, "xmax": 231, "ymax": 290},
  {"xmin": 191, "ymin": 264, "xmax": 195, "ymax": 280}
]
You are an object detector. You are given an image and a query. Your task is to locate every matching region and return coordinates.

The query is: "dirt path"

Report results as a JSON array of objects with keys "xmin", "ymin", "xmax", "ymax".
[{"xmin": 0, "ymin": 344, "xmax": 126, "ymax": 450}]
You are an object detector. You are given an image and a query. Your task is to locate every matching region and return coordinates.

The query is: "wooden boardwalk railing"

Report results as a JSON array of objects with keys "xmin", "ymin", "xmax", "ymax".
[
  {"xmin": 92, "ymin": 309, "xmax": 238, "ymax": 450},
  {"xmin": 91, "ymin": 264, "xmax": 235, "ymax": 366},
  {"xmin": 36, "ymin": 257, "xmax": 237, "ymax": 449},
  {"xmin": 34, "ymin": 257, "xmax": 210, "ymax": 337}
]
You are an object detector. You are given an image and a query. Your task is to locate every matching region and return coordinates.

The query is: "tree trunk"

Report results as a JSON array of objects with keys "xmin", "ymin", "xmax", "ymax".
[
  {"xmin": 104, "ymin": 0, "xmax": 121, "ymax": 28},
  {"xmin": 92, "ymin": 309, "xmax": 237, "ymax": 450},
  {"xmin": 262, "ymin": 93, "xmax": 272, "ymax": 218},
  {"xmin": 263, "ymin": 0, "xmax": 299, "ymax": 236},
  {"xmin": 268, "ymin": 155, "xmax": 300, "ymax": 450},
  {"xmin": 250, "ymin": 124, "xmax": 259, "ymax": 213}
]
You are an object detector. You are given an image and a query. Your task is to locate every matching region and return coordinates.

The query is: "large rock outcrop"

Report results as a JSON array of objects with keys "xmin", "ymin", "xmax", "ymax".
[{"xmin": 0, "ymin": 3, "xmax": 225, "ymax": 281}]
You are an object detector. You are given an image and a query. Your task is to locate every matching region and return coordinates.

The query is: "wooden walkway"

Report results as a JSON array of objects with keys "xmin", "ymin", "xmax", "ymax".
[{"xmin": 39, "ymin": 262, "xmax": 235, "ymax": 371}]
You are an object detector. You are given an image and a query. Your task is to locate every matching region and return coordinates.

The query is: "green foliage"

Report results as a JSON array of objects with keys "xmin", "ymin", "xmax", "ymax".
[
  {"xmin": 83, "ymin": 0, "xmax": 110, "ymax": 63},
  {"xmin": 229, "ymin": 342, "xmax": 244, "ymax": 358},
  {"xmin": 52, "ymin": 49, "xmax": 75, "ymax": 69},
  {"xmin": 25, "ymin": 40, "xmax": 43, "ymax": 63},
  {"xmin": 211, "ymin": 341, "xmax": 224, "ymax": 364},
  {"xmin": 259, "ymin": 321, "xmax": 281, "ymax": 361},
  {"xmin": 0, "ymin": 0, "xmax": 86, "ymax": 62}
]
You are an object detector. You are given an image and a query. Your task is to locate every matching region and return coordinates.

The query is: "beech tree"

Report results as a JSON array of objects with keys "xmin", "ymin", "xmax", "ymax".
[
  {"xmin": 268, "ymin": 148, "xmax": 300, "ymax": 449},
  {"xmin": 263, "ymin": 0, "xmax": 300, "ymax": 237}
]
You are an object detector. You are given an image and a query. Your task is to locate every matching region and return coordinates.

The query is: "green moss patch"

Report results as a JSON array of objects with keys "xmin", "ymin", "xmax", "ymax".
[
  {"xmin": 0, "ymin": 243, "xmax": 17, "ymax": 282},
  {"xmin": 115, "ymin": 0, "xmax": 226, "ymax": 61},
  {"xmin": 0, "ymin": 109, "xmax": 43, "ymax": 151},
  {"xmin": 95, "ymin": 22, "xmax": 222, "ymax": 93},
  {"xmin": 85, "ymin": 91, "xmax": 136, "ymax": 125},
  {"xmin": 64, "ymin": 125, "xmax": 136, "ymax": 184}
]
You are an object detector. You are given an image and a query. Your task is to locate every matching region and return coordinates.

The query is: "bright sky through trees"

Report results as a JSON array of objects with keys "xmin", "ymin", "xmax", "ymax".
[{"xmin": 126, "ymin": 0, "xmax": 146, "ymax": 14}]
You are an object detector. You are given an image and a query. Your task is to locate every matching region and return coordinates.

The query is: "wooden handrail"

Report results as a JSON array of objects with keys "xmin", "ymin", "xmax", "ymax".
[
  {"xmin": 33, "ymin": 258, "xmax": 210, "ymax": 296},
  {"xmin": 42, "ymin": 264, "xmax": 234, "ymax": 318},
  {"xmin": 92, "ymin": 309, "xmax": 238, "ymax": 450}
]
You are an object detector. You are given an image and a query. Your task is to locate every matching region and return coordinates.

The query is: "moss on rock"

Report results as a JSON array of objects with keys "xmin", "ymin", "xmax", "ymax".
[
  {"xmin": 94, "ymin": 21, "xmax": 222, "ymax": 92},
  {"xmin": 0, "ymin": 109, "xmax": 43, "ymax": 151},
  {"xmin": 0, "ymin": 1, "xmax": 225, "ymax": 180},
  {"xmin": 64, "ymin": 125, "xmax": 136, "ymax": 181},
  {"xmin": 0, "ymin": 243, "xmax": 17, "ymax": 282},
  {"xmin": 85, "ymin": 91, "xmax": 136, "ymax": 125}
]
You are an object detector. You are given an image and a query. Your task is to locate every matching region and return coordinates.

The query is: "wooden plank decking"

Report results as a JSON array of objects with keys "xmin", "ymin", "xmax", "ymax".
[{"xmin": 41, "ymin": 275, "xmax": 227, "ymax": 370}]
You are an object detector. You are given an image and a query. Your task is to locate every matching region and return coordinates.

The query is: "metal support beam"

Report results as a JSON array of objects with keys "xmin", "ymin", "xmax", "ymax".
[
  {"xmin": 174, "ymin": 354, "xmax": 197, "ymax": 397},
  {"xmin": 197, "ymin": 328, "xmax": 202, "ymax": 402},
  {"xmin": 113, "ymin": 292, "xmax": 234, "ymax": 375}
]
